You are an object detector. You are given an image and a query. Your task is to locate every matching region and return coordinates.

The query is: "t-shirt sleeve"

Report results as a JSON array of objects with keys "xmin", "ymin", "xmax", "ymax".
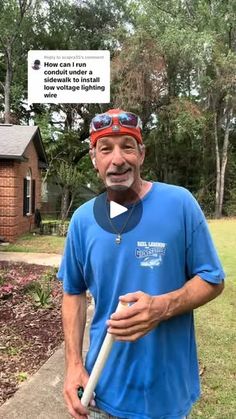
[
  {"xmin": 57, "ymin": 212, "xmax": 87, "ymax": 294},
  {"xmin": 184, "ymin": 192, "xmax": 225, "ymax": 284}
]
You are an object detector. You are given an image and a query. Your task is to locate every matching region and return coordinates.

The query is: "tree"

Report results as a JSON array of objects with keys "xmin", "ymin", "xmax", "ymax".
[
  {"xmin": 0, "ymin": 0, "xmax": 131, "ymax": 122},
  {"xmin": 201, "ymin": 47, "xmax": 236, "ymax": 217},
  {"xmin": 1, "ymin": 0, "xmax": 235, "ymax": 218},
  {"xmin": 126, "ymin": 0, "xmax": 236, "ymax": 216},
  {"xmin": 0, "ymin": 0, "xmax": 40, "ymax": 123},
  {"xmin": 56, "ymin": 161, "xmax": 84, "ymax": 221},
  {"xmin": 111, "ymin": 31, "xmax": 167, "ymax": 125},
  {"xmin": 32, "ymin": 0, "xmax": 132, "ymax": 216}
]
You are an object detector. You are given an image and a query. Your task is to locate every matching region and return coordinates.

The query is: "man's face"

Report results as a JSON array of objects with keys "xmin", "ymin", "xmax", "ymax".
[{"xmin": 92, "ymin": 135, "xmax": 145, "ymax": 190}]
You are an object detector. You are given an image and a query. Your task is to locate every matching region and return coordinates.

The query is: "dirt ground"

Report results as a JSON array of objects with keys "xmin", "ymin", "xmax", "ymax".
[{"xmin": 0, "ymin": 261, "xmax": 64, "ymax": 406}]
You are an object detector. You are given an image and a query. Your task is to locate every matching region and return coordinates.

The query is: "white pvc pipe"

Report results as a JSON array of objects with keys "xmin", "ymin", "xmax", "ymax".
[{"xmin": 81, "ymin": 301, "xmax": 127, "ymax": 407}]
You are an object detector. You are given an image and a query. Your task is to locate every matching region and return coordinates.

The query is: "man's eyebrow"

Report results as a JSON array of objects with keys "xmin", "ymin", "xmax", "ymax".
[
  {"xmin": 97, "ymin": 136, "xmax": 137, "ymax": 146},
  {"xmin": 123, "ymin": 136, "xmax": 136, "ymax": 143},
  {"xmin": 120, "ymin": 136, "xmax": 137, "ymax": 145},
  {"xmin": 97, "ymin": 138, "xmax": 110, "ymax": 145}
]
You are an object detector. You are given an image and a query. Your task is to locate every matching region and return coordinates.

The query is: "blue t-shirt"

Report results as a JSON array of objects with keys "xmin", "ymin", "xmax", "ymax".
[{"xmin": 58, "ymin": 182, "xmax": 224, "ymax": 419}]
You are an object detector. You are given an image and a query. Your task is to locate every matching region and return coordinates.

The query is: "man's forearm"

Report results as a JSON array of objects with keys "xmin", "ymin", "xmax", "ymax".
[
  {"xmin": 62, "ymin": 292, "xmax": 87, "ymax": 368},
  {"xmin": 108, "ymin": 276, "xmax": 224, "ymax": 341},
  {"xmin": 156, "ymin": 275, "xmax": 224, "ymax": 321}
]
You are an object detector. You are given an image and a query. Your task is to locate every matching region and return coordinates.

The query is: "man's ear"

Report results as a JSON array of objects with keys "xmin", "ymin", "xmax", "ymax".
[
  {"xmin": 89, "ymin": 149, "xmax": 97, "ymax": 168},
  {"xmin": 140, "ymin": 144, "xmax": 145, "ymax": 166},
  {"xmin": 92, "ymin": 158, "xmax": 97, "ymax": 168}
]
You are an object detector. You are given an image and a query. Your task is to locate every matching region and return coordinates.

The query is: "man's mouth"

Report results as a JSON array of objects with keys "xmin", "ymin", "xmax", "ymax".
[
  {"xmin": 107, "ymin": 168, "xmax": 131, "ymax": 177},
  {"xmin": 107, "ymin": 168, "xmax": 132, "ymax": 184}
]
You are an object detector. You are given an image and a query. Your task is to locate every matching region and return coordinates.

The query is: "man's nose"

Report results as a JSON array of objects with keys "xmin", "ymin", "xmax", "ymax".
[{"xmin": 111, "ymin": 147, "xmax": 125, "ymax": 166}]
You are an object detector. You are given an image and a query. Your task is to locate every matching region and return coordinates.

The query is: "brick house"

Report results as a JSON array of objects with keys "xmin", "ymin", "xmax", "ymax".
[{"xmin": 0, "ymin": 125, "xmax": 47, "ymax": 242}]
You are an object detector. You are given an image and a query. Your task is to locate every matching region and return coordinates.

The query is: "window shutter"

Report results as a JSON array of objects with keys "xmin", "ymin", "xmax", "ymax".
[
  {"xmin": 23, "ymin": 178, "xmax": 27, "ymax": 216},
  {"xmin": 31, "ymin": 179, "xmax": 36, "ymax": 213}
]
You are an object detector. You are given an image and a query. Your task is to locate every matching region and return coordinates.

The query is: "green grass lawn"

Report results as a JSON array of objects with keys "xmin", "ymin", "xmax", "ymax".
[
  {"xmin": 191, "ymin": 219, "xmax": 236, "ymax": 418},
  {"xmin": 0, "ymin": 220, "xmax": 235, "ymax": 417},
  {"xmin": 0, "ymin": 233, "xmax": 65, "ymax": 254}
]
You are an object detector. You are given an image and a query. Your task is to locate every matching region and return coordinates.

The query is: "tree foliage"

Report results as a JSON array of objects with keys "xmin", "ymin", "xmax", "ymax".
[
  {"xmin": 0, "ymin": 0, "xmax": 235, "ymax": 218},
  {"xmin": 122, "ymin": 0, "xmax": 236, "ymax": 216}
]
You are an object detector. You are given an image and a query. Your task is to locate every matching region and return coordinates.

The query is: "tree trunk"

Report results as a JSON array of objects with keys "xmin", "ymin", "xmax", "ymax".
[
  {"xmin": 214, "ymin": 112, "xmax": 221, "ymax": 218},
  {"xmin": 218, "ymin": 106, "xmax": 232, "ymax": 216},
  {"xmin": 60, "ymin": 187, "xmax": 70, "ymax": 221},
  {"xmin": 214, "ymin": 100, "xmax": 232, "ymax": 218},
  {"xmin": 4, "ymin": 45, "xmax": 13, "ymax": 124},
  {"xmin": 65, "ymin": 194, "xmax": 74, "ymax": 220},
  {"xmin": 2, "ymin": 1, "xmax": 32, "ymax": 124}
]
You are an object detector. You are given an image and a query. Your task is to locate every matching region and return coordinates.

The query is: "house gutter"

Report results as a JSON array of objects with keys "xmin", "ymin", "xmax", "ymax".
[{"xmin": 0, "ymin": 155, "xmax": 28, "ymax": 162}]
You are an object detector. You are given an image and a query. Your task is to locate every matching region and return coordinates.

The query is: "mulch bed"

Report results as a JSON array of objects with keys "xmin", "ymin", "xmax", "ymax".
[{"xmin": 0, "ymin": 261, "xmax": 64, "ymax": 406}]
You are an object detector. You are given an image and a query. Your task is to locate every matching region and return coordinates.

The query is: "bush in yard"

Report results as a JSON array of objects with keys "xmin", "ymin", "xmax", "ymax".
[
  {"xmin": 40, "ymin": 220, "xmax": 69, "ymax": 236},
  {"xmin": 30, "ymin": 268, "xmax": 58, "ymax": 308},
  {"xmin": 31, "ymin": 282, "xmax": 53, "ymax": 308},
  {"xmin": 23, "ymin": 280, "xmax": 41, "ymax": 294},
  {"xmin": 41, "ymin": 267, "xmax": 58, "ymax": 283}
]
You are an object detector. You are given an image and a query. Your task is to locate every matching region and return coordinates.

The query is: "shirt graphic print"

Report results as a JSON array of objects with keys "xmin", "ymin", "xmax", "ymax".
[{"xmin": 135, "ymin": 241, "xmax": 167, "ymax": 269}]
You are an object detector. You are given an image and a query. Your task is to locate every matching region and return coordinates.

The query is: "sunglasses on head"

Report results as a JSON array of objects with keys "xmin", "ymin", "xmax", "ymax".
[{"xmin": 90, "ymin": 112, "xmax": 142, "ymax": 132}]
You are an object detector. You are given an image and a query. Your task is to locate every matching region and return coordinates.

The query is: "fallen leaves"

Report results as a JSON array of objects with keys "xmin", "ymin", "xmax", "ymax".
[{"xmin": 0, "ymin": 261, "xmax": 63, "ymax": 406}]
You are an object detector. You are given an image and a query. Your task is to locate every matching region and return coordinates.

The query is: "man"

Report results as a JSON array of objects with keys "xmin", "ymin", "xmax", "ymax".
[{"xmin": 58, "ymin": 109, "xmax": 225, "ymax": 419}]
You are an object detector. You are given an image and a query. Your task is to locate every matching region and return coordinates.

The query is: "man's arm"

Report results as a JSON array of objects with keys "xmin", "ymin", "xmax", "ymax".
[
  {"xmin": 107, "ymin": 276, "xmax": 224, "ymax": 341},
  {"xmin": 62, "ymin": 292, "xmax": 90, "ymax": 419}
]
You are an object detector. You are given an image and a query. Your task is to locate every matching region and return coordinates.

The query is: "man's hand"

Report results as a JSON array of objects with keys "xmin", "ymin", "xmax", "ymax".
[
  {"xmin": 62, "ymin": 292, "xmax": 92, "ymax": 417},
  {"xmin": 106, "ymin": 291, "xmax": 168, "ymax": 341},
  {"xmin": 63, "ymin": 364, "xmax": 95, "ymax": 419},
  {"xmin": 106, "ymin": 277, "xmax": 224, "ymax": 342}
]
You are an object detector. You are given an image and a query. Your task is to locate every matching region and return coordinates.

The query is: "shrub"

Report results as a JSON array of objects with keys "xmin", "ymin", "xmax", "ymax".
[
  {"xmin": 40, "ymin": 221, "xmax": 69, "ymax": 236},
  {"xmin": 23, "ymin": 280, "xmax": 41, "ymax": 294},
  {"xmin": 31, "ymin": 282, "xmax": 52, "ymax": 308},
  {"xmin": 41, "ymin": 267, "xmax": 58, "ymax": 283}
]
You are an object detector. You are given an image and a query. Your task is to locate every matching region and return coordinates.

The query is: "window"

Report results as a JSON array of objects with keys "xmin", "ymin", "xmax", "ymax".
[
  {"xmin": 23, "ymin": 169, "xmax": 35, "ymax": 216},
  {"xmin": 26, "ymin": 170, "xmax": 31, "ymax": 214}
]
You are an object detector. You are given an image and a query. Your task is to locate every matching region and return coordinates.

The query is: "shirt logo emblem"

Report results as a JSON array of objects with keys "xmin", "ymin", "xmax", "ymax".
[{"xmin": 135, "ymin": 241, "xmax": 167, "ymax": 269}]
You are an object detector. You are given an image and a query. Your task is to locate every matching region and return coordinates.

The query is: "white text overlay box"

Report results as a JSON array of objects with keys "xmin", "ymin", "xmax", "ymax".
[{"xmin": 28, "ymin": 50, "xmax": 110, "ymax": 104}]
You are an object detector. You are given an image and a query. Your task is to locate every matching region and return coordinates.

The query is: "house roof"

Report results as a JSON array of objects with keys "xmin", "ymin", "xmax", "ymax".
[{"xmin": 0, "ymin": 125, "xmax": 47, "ymax": 166}]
